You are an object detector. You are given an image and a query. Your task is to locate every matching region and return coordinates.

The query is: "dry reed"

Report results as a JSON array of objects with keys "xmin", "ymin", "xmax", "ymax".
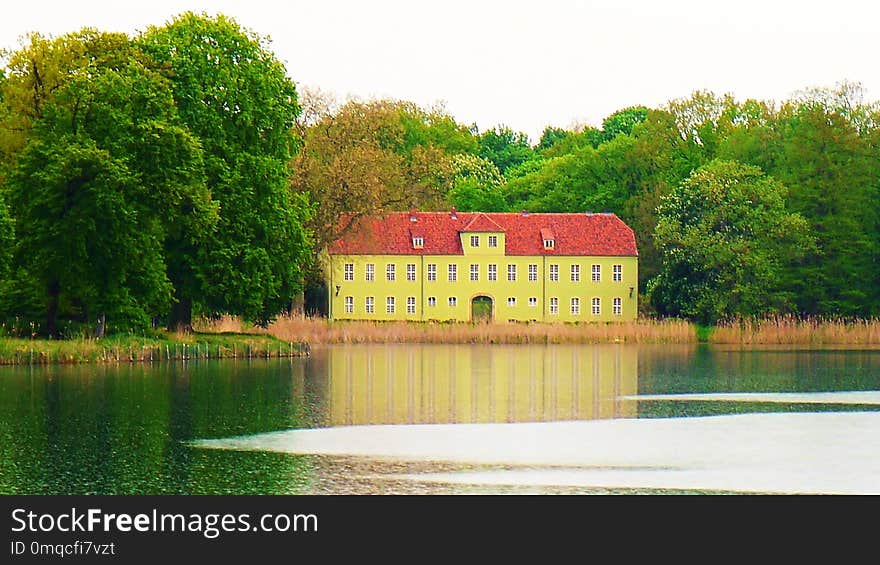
[
  {"xmin": 262, "ymin": 314, "xmax": 697, "ymax": 345},
  {"xmin": 710, "ymin": 315, "xmax": 880, "ymax": 345}
]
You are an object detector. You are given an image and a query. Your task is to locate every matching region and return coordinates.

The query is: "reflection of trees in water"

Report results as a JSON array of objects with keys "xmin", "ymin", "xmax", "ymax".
[
  {"xmin": 636, "ymin": 344, "xmax": 880, "ymax": 395},
  {"xmin": 322, "ymin": 344, "xmax": 638, "ymax": 425},
  {"xmin": 0, "ymin": 360, "xmax": 315, "ymax": 494}
]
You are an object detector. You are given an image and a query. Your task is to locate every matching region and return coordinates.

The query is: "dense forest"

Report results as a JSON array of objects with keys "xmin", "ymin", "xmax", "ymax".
[{"xmin": 1, "ymin": 12, "xmax": 878, "ymax": 337}]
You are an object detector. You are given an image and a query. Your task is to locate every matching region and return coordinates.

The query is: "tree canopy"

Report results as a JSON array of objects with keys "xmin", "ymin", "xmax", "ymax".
[
  {"xmin": 138, "ymin": 12, "xmax": 311, "ymax": 328},
  {"xmin": 0, "ymin": 14, "xmax": 312, "ymax": 335},
  {"xmin": 649, "ymin": 160, "xmax": 813, "ymax": 324},
  {"xmin": 2, "ymin": 13, "xmax": 879, "ymax": 331}
]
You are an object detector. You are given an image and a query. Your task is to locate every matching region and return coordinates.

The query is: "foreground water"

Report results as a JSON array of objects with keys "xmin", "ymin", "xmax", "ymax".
[{"xmin": 2, "ymin": 344, "xmax": 879, "ymax": 494}]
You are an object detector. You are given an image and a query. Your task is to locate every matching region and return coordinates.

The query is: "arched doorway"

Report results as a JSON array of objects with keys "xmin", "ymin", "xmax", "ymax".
[{"xmin": 471, "ymin": 295, "xmax": 494, "ymax": 323}]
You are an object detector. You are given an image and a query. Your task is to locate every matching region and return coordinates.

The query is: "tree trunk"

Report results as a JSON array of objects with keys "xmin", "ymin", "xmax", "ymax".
[
  {"xmin": 46, "ymin": 279, "xmax": 60, "ymax": 338},
  {"xmin": 94, "ymin": 313, "xmax": 106, "ymax": 339},
  {"xmin": 168, "ymin": 296, "xmax": 193, "ymax": 333},
  {"xmin": 290, "ymin": 291, "xmax": 305, "ymax": 316}
]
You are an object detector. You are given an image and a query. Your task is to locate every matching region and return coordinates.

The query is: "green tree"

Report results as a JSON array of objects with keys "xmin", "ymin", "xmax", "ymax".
[
  {"xmin": 448, "ymin": 154, "xmax": 506, "ymax": 211},
  {"xmin": 5, "ymin": 59, "xmax": 212, "ymax": 336},
  {"xmin": 477, "ymin": 126, "xmax": 537, "ymax": 174},
  {"xmin": 0, "ymin": 29, "xmax": 136, "ymax": 157},
  {"xmin": 772, "ymin": 103, "xmax": 879, "ymax": 315},
  {"xmin": 601, "ymin": 106, "xmax": 648, "ymax": 141},
  {"xmin": 649, "ymin": 160, "xmax": 813, "ymax": 324},
  {"xmin": 537, "ymin": 125, "xmax": 603, "ymax": 157},
  {"xmin": 0, "ymin": 191, "xmax": 11, "ymax": 278},
  {"xmin": 138, "ymin": 12, "xmax": 311, "ymax": 329}
]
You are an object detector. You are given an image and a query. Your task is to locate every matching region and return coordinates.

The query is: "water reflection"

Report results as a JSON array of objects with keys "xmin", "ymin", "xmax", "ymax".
[
  {"xmin": 318, "ymin": 345, "xmax": 638, "ymax": 426},
  {"xmin": 3, "ymin": 344, "xmax": 879, "ymax": 494},
  {"xmin": 0, "ymin": 360, "xmax": 316, "ymax": 494}
]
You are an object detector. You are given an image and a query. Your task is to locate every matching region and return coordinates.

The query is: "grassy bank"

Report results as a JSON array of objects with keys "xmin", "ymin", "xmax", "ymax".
[
  {"xmin": 709, "ymin": 316, "xmax": 880, "ymax": 345},
  {"xmin": 253, "ymin": 315, "xmax": 697, "ymax": 345},
  {"xmin": 0, "ymin": 333, "xmax": 309, "ymax": 365},
  {"xmin": 6, "ymin": 315, "xmax": 877, "ymax": 366}
]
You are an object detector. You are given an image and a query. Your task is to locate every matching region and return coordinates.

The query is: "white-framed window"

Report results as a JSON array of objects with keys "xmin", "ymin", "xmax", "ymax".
[
  {"xmin": 365, "ymin": 296, "xmax": 374, "ymax": 314},
  {"xmin": 613, "ymin": 297, "xmax": 622, "ymax": 316},
  {"xmin": 386, "ymin": 296, "xmax": 396, "ymax": 314},
  {"xmin": 613, "ymin": 264, "xmax": 622, "ymax": 282},
  {"xmin": 571, "ymin": 264, "xmax": 580, "ymax": 282},
  {"xmin": 571, "ymin": 297, "xmax": 580, "ymax": 315},
  {"xmin": 448, "ymin": 296, "xmax": 457, "ymax": 307},
  {"xmin": 592, "ymin": 264, "xmax": 601, "ymax": 282},
  {"xmin": 448, "ymin": 264, "xmax": 457, "ymax": 282},
  {"xmin": 549, "ymin": 264, "xmax": 559, "ymax": 282},
  {"xmin": 488, "ymin": 235, "xmax": 498, "ymax": 247},
  {"xmin": 528, "ymin": 264, "xmax": 538, "ymax": 281},
  {"xmin": 344, "ymin": 296, "xmax": 354, "ymax": 314},
  {"xmin": 412, "ymin": 236, "xmax": 424, "ymax": 248},
  {"xmin": 428, "ymin": 296, "xmax": 437, "ymax": 307},
  {"xmin": 386, "ymin": 263, "xmax": 395, "ymax": 281},
  {"xmin": 544, "ymin": 239, "xmax": 555, "ymax": 249},
  {"xmin": 344, "ymin": 263, "xmax": 354, "ymax": 281},
  {"xmin": 549, "ymin": 297, "xmax": 559, "ymax": 315},
  {"xmin": 508, "ymin": 297, "xmax": 516, "ymax": 307},
  {"xmin": 407, "ymin": 296, "xmax": 416, "ymax": 314},
  {"xmin": 427, "ymin": 263, "xmax": 437, "ymax": 281},
  {"xmin": 470, "ymin": 264, "xmax": 479, "ymax": 281},
  {"xmin": 592, "ymin": 297, "xmax": 601, "ymax": 315},
  {"xmin": 528, "ymin": 297, "xmax": 537, "ymax": 308},
  {"xmin": 488, "ymin": 264, "xmax": 497, "ymax": 281},
  {"xmin": 365, "ymin": 263, "xmax": 375, "ymax": 282},
  {"xmin": 470, "ymin": 235, "xmax": 479, "ymax": 247},
  {"xmin": 507, "ymin": 264, "xmax": 517, "ymax": 281},
  {"xmin": 406, "ymin": 263, "xmax": 416, "ymax": 281}
]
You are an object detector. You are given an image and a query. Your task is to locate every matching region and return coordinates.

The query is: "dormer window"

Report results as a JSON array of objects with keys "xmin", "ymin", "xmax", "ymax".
[
  {"xmin": 540, "ymin": 227, "xmax": 555, "ymax": 250},
  {"xmin": 470, "ymin": 235, "xmax": 479, "ymax": 247},
  {"xmin": 413, "ymin": 237, "xmax": 424, "ymax": 249}
]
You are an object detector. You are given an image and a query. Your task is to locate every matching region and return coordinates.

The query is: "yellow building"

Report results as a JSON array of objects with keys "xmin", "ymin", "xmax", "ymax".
[{"xmin": 325, "ymin": 210, "xmax": 638, "ymax": 322}]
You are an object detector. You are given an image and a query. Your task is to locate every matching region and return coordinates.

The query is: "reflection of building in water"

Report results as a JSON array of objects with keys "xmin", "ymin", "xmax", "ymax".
[{"xmin": 326, "ymin": 345, "xmax": 637, "ymax": 426}]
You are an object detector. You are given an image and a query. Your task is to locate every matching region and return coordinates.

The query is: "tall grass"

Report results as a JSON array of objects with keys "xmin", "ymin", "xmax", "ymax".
[
  {"xmin": 710, "ymin": 316, "xmax": 880, "ymax": 345},
  {"xmin": 0, "ymin": 333, "xmax": 308, "ymax": 365},
  {"xmin": 264, "ymin": 314, "xmax": 697, "ymax": 345}
]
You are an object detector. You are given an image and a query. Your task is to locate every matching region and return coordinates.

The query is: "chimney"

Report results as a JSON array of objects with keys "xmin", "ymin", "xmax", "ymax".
[
  {"xmin": 521, "ymin": 210, "xmax": 530, "ymax": 217},
  {"xmin": 409, "ymin": 208, "xmax": 418, "ymax": 222},
  {"xmin": 450, "ymin": 207, "xmax": 458, "ymax": 220}
]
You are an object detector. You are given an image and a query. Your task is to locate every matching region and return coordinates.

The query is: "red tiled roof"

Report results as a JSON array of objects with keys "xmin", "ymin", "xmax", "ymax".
[{"xmin": 328, "ymin": 211, "xmax": 638, "ymax": 256}]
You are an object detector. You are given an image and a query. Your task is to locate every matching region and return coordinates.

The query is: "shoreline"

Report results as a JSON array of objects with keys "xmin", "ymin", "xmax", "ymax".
[
  {"xmin": 2, "ymin": 315, "xmax": 878, "ymax": 366},
  {"xmin": 260, "ymin": 315, "xmax": 880, "ymax": 347},
  {"xmin": 0, "ymin": 333, "xmax": 309, "ymax": 366}
]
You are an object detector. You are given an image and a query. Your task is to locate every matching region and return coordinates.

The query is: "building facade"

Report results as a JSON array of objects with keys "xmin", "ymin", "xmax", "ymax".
[{"xmin": 325, "ymin": 210, "xmax": 638, "ymax": 322}]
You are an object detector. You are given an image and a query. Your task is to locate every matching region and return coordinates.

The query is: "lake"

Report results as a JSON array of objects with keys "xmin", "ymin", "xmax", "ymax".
[{"xmin": 1, "ymin": 344, "xmax": 878, "ymax": 494}]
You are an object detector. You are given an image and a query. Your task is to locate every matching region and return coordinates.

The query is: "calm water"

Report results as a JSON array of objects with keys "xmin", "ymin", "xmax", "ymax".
[{"xmin": 1, "ymin": 344, "xmax": 879, "ymax": 494}]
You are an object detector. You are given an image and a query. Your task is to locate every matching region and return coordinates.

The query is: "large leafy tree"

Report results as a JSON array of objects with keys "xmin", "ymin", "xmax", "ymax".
[
  {"xmin": 138, "ymin": 12, "xmax": 312, "ymax": 328},
  {"xmin": 477, "ymin": 126, "xmax": 537, "ymax": 175},
  {"xmin": 3, "ymin": 49, "xmax": 212, "ymax": 336},
  {"xmin": 649, "ymin": 160, "xmax": 813, "ymax": 324},
  {"xmin": 291, "ymin": 98, "xmax": 463, "ymax": 267},
  {"xmin": 773, "ymin": 103, "xmax": 879, "ymax": 316}
]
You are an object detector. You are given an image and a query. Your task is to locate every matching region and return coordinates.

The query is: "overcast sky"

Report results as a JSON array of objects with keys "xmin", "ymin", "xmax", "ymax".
[{"xmin": 2, "ymin": 0, "xmax": 877, "ymax": 143}]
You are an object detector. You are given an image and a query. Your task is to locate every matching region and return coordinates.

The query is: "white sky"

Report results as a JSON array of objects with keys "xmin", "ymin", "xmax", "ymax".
[{"xmin": 2, "ymin": 0, "xmax": 878, "ymax": 143}]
